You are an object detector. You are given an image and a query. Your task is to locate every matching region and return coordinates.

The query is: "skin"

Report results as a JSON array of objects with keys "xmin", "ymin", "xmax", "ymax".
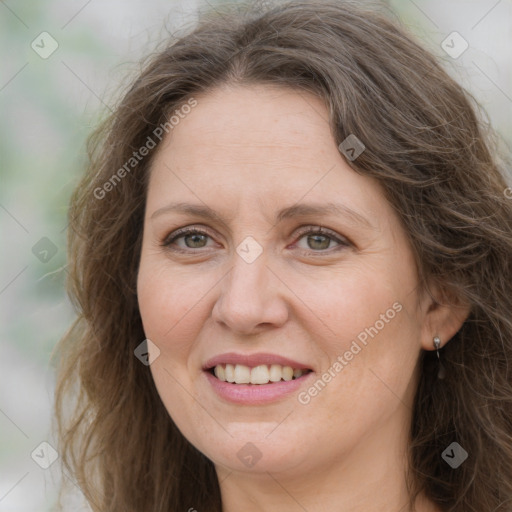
[{"xmin": 137, "ymin": 84, "xmax": 468, "ymax": 512}]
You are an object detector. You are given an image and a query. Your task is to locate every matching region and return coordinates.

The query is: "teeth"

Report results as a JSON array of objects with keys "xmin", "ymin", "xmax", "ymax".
[
  {"xmin": 212, "ymin": 364, "xmax": 308, "ymax": 384},
  {"xmin": 225, "ymin": 363, "xmax": 235, "ymax": 383},
  {"xmin": 251, "ymin": 365, "xmax": 270, "ymax": 384},
  {"xmin": 269, "ymin": 364, "xmax": 282, "ymax": 382},
  {"xmin": 234, "ymin": 364, "xmax": 251, "ymax": 384},
  {"xmin": 214, "ymin": 365, "xmax": 225, "ymax": 381},
  {"xmin": 282, "ymin": 366, "xmax": 293, "ymax": 381}
]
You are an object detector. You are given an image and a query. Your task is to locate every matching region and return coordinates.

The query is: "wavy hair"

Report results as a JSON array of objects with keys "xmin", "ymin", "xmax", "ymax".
[{"xmin": 53, "ymin": 1, "xmax": 512, "ymax": 510}]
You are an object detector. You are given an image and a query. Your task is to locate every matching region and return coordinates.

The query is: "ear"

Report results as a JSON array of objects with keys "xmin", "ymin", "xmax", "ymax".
[{"xmin": 419, "ymin": 282, "xmax": 471, "ymax": 351}]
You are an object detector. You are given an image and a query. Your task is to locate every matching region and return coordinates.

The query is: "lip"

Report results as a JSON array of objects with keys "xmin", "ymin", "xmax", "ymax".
[
  {"xmin": 204, "ymin": 370, "xmax": 315, "ymax": 405},
  {"xmin": 203, "ymin": 352, "xmax": 312, "ymax": 371},
  {"xmin": 202, "ymin": 352, "xmax": 315, "ymax": 405}
]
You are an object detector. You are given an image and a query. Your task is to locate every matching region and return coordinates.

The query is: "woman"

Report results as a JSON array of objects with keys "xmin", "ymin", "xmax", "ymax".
[{"xmin": 54, "ymin": 1, "xmax": 512, "ymax": 511}]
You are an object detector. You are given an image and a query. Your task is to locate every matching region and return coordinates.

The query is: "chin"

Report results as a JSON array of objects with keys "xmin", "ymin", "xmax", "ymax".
[{"xmin": 183, "ymin": 422, "xmax": 316, "ymax": 475}]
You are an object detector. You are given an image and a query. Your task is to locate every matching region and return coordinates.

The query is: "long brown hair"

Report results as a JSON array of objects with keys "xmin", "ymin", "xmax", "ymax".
[{"xmin": 53, "ymin": 1, "xmax": 512, "ymax": 510}]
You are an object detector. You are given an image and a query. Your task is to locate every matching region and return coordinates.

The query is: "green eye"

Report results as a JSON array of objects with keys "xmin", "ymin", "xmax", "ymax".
[
  {"xmin": 303, "ymin": 233, "xmax": 334, "ymax": 250},
  {"xmin": 294, "ymin": 226, "xmax": 350, "ymax": 252},
  {"xmin": 163, "ymin": 225, "xmax": 350, "ymax": 254},
  {"xmin": 182, "ymin": 233, "xmax": 209, "ymax": 248},
  {"xmin": 163, "ymin": 228, "xmax": 214, "ymax": 250}
]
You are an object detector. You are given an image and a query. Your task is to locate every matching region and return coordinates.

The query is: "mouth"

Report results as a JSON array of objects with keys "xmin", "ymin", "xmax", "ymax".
[
  {"xmin": 202, "ymin": 353, "xmax": 315, "ymax": 404},
  {"xmin": 207, "ymin": 363, "xmax": 313, "ymax": 385}
]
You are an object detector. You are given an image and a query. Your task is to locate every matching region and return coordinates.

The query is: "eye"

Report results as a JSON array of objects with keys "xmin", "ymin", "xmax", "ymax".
[
  {"xmin": 162, "ymin": 225, "xmax": 351, "ymax": 254},
  {"xmin": 162, "ymin": 227, "xmax": 216, "ymax": 251},
  {"xmin": 293, "ymin": 226, "xmax": 350, "ymax": 252}
]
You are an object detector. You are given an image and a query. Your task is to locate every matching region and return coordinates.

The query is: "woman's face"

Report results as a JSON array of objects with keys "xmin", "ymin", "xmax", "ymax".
[{"xmin": 137, "ymin": 84, "xmax": 431, "ymax": 478}]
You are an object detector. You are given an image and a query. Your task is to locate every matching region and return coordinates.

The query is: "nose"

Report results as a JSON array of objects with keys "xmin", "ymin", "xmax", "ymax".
[{"xmin": 211, "ymin": 250, "xmax": 289, "ymax": 335}]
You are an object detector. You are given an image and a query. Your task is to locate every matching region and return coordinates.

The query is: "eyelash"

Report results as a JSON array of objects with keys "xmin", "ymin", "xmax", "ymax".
[{"xmin": 161, "ymin": 225, "xmax": 351, "ymax": 254}]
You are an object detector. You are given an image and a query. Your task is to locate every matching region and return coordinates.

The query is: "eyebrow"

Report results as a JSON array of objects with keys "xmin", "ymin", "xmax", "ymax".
[{"xmin": 150, "ymin": 201, "xmax": 375, "ymax": 230}]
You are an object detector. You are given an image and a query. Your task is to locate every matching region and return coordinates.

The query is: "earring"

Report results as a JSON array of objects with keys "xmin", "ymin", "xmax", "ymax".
[{"xmin": 433, "ymin": 336, "xmax": 446, "ymax": 380}]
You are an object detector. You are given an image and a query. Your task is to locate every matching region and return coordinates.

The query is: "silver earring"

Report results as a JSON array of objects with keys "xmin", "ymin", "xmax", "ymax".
[{"xmin": 433, "ymin": 336, "xmax": 446, "ymax": 380}]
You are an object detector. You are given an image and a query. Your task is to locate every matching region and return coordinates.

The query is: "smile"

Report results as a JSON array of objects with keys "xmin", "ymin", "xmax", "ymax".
[
  {"xmin": 202, "ymin": 353, "xmax": 315, "ymax": 404},
  {"xmin": 210, "ymin": 363, "xmax": 312, "ymax": 384}
]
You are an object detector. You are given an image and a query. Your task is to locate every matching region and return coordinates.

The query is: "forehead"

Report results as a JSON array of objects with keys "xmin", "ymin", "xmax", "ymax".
[
  {"xmin": 147, "ymin": 84, "xmax": 387, "ymax": 226},
  {"xmin": 157, "ymin": 84, "xmax": 331, "ymax": 167}
]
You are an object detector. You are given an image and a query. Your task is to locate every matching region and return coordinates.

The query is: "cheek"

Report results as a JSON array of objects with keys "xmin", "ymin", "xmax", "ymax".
[
  {"xmin": 295, "ymin": 264, "xmax": 401, "ymax": 345},
  {"xmin": 296, "ymin": 280, "xmax": 420, "ymax": 450},
  {"xmin": 137, "ymin": 261, "xmax": 210, "ymax": 440},
  {"xmin": 300, "ymin": 261, "xmax": 422, "ymax": 394},
  {"xmin": 137, "ymin": 260, "xmax": 209, "ymax": 358}
]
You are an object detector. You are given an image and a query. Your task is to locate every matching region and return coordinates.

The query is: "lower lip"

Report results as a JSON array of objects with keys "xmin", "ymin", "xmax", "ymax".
[{"xmin": 204, "ymin": 370, "xmax": 314, "ymax": 405}]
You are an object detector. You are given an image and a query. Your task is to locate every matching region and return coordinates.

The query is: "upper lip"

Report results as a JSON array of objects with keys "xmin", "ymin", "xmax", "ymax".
[{"xmin": 203, "ymin": 352, "xmax": 313, "ymax": 371}]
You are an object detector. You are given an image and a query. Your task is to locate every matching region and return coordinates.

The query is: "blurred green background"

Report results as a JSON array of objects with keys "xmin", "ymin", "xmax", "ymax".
[{"xmin": 0, "ymin": 0, "xmax": 510, "ymax": 510}]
